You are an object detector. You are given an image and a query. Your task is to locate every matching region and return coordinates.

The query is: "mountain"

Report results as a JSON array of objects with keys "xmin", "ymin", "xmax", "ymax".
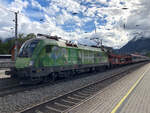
[{"xmin": 115, "ymin": 36, "xmax": 150, "ymax": 55}]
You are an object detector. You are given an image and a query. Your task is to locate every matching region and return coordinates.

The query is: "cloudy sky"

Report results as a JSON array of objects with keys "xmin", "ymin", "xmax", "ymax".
[{"xmin": 0, "ymin": 0, "xmax": 149, "ymax": 48}]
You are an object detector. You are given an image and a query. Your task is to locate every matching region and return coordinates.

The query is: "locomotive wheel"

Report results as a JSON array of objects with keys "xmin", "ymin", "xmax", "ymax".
[
  {"xmin": 51, "ymin": 72, "xmax": 58, "ymax": 81},
  {"xmin": 68, "ymin": 70, "xmax": 74, "ymax": 78},
  {"xmin": 11, "ymin": 74, "xmax": 18, "ymax": 78},
  {"xmin": 42, "ymin": 76, "xmax": 51, "ymax": 83}
]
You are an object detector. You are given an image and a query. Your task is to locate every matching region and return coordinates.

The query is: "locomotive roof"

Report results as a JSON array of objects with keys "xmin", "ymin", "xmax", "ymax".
[{"xmin": 36, "ymin": 38, "xmax": 102, "ymax": 52}]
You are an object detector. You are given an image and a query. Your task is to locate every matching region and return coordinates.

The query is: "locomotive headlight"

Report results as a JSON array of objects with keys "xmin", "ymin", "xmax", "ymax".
[{"xmin": 29, "ymin": 60, "xmax": 34, "ymax": 66}]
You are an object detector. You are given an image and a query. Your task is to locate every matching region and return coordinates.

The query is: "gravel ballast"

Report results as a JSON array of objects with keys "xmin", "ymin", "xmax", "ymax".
[{"xmin": 0, "ymin": 63, "xmax": 145, "ymax": 113}]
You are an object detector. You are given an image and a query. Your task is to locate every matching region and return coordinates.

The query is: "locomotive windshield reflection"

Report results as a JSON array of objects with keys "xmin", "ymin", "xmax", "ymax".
[{"xmin": 18, "ymin": 39, "xmax": 40, "ymax": 57}]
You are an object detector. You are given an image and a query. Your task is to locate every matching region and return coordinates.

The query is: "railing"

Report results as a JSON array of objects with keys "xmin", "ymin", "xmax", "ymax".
[
  {"xmin": 0, "ymin": 54, "xmax": 14, "ymax": 68},
  {"xmin": 0, "ymin": 61, "xmax": 15, "ymax": 68},
  {"xmin": 0, "ymin": 54, "xmax": 11, "ymax": 59}
]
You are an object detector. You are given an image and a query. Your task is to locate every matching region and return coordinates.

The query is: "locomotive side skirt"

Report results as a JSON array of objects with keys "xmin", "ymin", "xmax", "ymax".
[{"xmin": 10, "ymin": 62, "xmax": 109, "ymax": 79}]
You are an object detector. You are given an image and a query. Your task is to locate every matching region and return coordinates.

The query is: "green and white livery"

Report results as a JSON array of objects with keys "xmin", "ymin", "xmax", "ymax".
[{"xmin": 10, "ymin": 34, "xmax": 109, "ymax": 82}]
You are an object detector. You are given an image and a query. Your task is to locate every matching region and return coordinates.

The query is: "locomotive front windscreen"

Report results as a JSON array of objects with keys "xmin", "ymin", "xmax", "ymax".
[{"xmin": 18, "ymin": 39, "xmax": 40, "ymax": 57}]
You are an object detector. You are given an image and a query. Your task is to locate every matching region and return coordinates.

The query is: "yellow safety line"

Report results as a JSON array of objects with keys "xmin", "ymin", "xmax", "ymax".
[{"xmin": 111, "ymin": 66, "xmax": 150, "ymax": 113}]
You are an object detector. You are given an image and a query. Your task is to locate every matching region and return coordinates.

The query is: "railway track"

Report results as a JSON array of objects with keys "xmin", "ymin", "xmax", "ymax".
[
  {"xmin": 0, "ymin": 79, "xmax": 57, "ymax": 97},
  {"xmin": 17, "ymin": 63, "xmax": 146, "ymax": 113},
  {"xmin": 0, "ymin": 70, "xmax": 102, "ymax": 97},
  {"xmin": 0, "ymin": 63, "xmax": 146, "ymax": 98},
  {"xmin": 0, "ymin": 85, "xmax": 22, "ymax": 97},
  {"xmin": 0, "ymin": 68, "xmax": 112, "ymax": 98}
]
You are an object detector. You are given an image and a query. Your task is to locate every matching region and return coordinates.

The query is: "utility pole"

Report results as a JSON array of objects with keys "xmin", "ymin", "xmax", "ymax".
[
  {"xmin": 101, "ymin": 39, "xmax": 102, "ymax": 46},
  {"xmin": 14, "ymin": 12, "xmax": 18, "ymax": 60}
]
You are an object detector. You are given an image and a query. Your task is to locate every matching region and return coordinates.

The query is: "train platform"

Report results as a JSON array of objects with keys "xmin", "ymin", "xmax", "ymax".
[{"xmin": 67, "ymin": 63, "xmax": 150, "ymax": 113}]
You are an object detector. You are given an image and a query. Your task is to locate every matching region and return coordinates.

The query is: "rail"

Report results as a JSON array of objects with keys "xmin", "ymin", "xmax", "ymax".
[
  {"xmin": 0, "ymin": 54, "xmax": 11, "ymax": 59},
  {"xmin": 0, "ymin": 54, "xmax": 14, "ymax": 68},
  {"xmin": 0, "ymin": 61, "xmax": 15, "ymax": 68}
]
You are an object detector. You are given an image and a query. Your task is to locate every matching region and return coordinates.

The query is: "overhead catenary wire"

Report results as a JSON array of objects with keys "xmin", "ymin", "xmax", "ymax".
[
  {"xmin": 0, "ymin": 28, "xmax": 14, "ymax": 33},
  {"xmin": 0, "ymin": 5, "xmax": 16, "ymax": 13},
  {"xmin": 0, "ymin": 5, "xmax": 24, "ymax": 17}
]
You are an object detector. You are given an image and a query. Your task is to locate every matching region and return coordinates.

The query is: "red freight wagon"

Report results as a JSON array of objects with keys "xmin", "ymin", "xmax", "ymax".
[{"xmin": 108, "ymin": 54, "xmax": 132, "ymax": 67}]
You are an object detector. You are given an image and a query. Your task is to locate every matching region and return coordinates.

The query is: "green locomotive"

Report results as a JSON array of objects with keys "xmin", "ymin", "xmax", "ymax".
[{"xmin": 9, "ymin": 34, "xmax": 109, "ymax": 82}]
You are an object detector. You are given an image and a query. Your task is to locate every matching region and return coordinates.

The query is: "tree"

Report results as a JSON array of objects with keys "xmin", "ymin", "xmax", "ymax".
[
  {"xmin": 26, "ymin": 33, "xmax": 36, "ymax": 39},
  {"xmin": 18, "ymin": 33, "xmax": 24, "ymax": 39},
  {"xmin": 0, "ymin": 33, "xmax": 36, "ymax": 54},
  {"xmin": 146, "ymin": 52, "xmax": 150, "ymax": 58}
]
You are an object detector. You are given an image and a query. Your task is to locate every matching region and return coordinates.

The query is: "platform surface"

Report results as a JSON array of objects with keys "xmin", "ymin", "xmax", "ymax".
[
  {"xmin": 117, "ymin": 63, "xmax": 150, "ymax": 113},
  {"xmin": 68, "ymin": 63, "xmax": 150, "ymax": 113}
]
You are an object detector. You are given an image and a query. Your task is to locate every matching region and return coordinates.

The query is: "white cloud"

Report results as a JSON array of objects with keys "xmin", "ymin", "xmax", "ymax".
[
  {"xmin": 0, "ymin": 0, "xmax": 150, "ymax": 49},
  {"xmin": 44, "ymin": 5, "xmax": 60, "ymax": 16},
  {"xmin": 50, "ymin": 0, "xmax": 82, "ymax": 13},
  {"xmin": 124, "ymin": 0, "xmax": 150, "ymax": 41},
  {"xmin": 96, "ymin": 0, "xmax": 108, "ymax": 5},
  {"xmin": 31, "ymin": 0, "xmax": 43, "ymax": 10},
  {"xmin": 9, "ymin": 0, "xmax": 28, "ymax": 12}
]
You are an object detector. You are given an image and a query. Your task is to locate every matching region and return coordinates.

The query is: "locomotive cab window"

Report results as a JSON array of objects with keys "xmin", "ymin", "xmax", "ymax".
[
  {"xmin": 18, "ymin": 39, "xmax": 40, "ymax": 57},
  {"xmin": 46, "ymin": 45, "xmax": 52, "ymax": 53}
]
